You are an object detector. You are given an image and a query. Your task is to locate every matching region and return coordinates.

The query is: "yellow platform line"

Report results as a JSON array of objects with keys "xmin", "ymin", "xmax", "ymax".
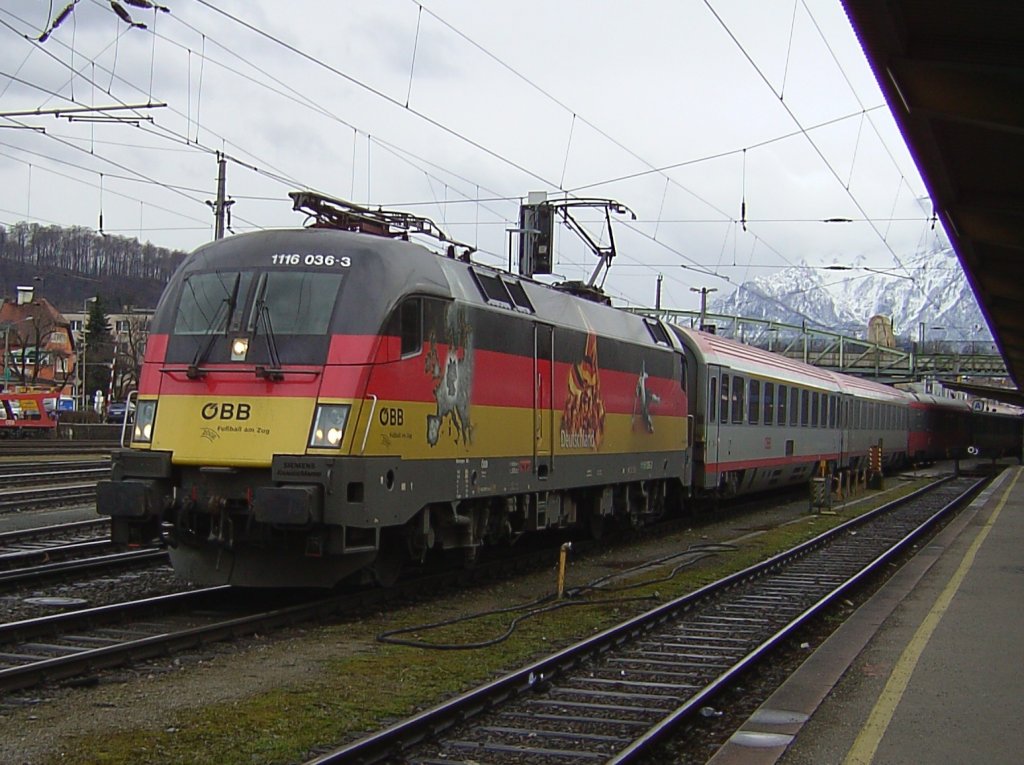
[{"xmin": 843, "ymin": 466, "xmax": 1022, "ymax": 765}]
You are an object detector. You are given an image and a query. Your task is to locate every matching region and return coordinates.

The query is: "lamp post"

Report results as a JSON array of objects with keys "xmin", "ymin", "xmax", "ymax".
[
  {"xmin": 81, "ymin": 297, "xmax": 97, "ymax": 412},
  {"xmin": 0, "ymin": 322, "xmax": 10, "ymax": 391},
  {"xmin": 690, "ymin": 287, "xmax": 718, "ymax": 331}
]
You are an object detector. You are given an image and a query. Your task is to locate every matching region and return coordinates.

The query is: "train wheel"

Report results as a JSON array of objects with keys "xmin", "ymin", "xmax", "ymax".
[{"xmin": 371, "ymin": 530, "xmax": 406, "ymax": 587}]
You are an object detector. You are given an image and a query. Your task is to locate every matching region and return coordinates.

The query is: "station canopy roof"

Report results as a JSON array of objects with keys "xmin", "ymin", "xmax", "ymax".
[{"xmin": 842, "ymin": 1, "xmax": 1024, "ymax": 399}]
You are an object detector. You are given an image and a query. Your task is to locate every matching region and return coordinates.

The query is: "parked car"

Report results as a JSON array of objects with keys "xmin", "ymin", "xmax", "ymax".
[{"xmin": 106, "ymin": 401, "xmax": 135, "ymax": 424}]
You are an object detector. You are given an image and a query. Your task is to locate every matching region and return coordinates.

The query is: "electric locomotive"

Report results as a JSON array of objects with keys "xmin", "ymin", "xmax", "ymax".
[{"xmin": 97, "ymin": 193, "xmax": 691, "ymax": 587}]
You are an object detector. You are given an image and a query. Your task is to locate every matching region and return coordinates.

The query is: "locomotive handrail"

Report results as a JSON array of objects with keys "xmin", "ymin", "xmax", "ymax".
[
  {"xmin": 119, "ymin": 390, "xmax": 138, "ymax": 448},
  {"xmin": 360, "ymin": 394, "xmax": 378, "ymax": 455}
]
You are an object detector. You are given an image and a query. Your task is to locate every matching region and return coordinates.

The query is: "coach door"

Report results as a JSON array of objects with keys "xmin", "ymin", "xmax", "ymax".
[
  {"xmin": 534, "ymin": 324, "xmax": 554, "ymax": 478},
  {"xmin": 703, "ymin": 365, "xmax": 723, "ymax": 480}
]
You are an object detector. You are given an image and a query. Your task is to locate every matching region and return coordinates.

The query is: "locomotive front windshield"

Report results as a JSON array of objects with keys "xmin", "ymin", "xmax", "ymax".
[{"xmin": 174, "ymin": 269, "xmax": 343, "ymax": 336}]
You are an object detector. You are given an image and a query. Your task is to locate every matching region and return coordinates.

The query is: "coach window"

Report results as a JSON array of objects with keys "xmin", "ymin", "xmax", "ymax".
[
  {"xmin": 820, "ymin": 393, "xmax": 828, "ymax": 428},
  {"xmin": 732, "ymin": 376, "xmax": 745, "ymax": 423},
  {"xmin": 790, "ymin": 387, "xmax": 799, "ymax": 426},
  {"xmin": 720, "ymin": 375, "xmax": 730, "ymax": 423},
  {"xmin": 800, "ymin": 389, "xmax": 809, "ymax": 427},
  {"xmin": 764, "ymin": 382, "xmax": 775, "ymax": 425},
  {"xmin": 829, "ymin": 396, "xmax": 837, "ymax": 428},
  {"xmin": 777, "ymin": 384, "xmax": 787, "ymax": 425},
  {"xmin": 749, "ymin": 379, "xmax": 760, "ymax": 424},
  {"xmin": 811, "ymin": 392, "xmax": 820, "ymax": 427},
  {"xmin": 709, "ymin": 376, "xmax": 718, "ymax": 422}
]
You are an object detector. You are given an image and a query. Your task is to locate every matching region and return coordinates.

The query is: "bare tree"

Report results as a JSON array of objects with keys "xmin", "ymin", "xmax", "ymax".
[{"xmin": 112, "ymin": 314, "xmax": 149, "ymax": 399}]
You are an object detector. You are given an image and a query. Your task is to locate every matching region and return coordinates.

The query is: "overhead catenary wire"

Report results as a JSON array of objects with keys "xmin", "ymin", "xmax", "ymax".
[
  {"xmin": 702, "ymin": 0, "xmax": 949, "ymax": 317},
  {"xmin": 1, "ymin": 0, "xmax": 951, "ymax": 311}
]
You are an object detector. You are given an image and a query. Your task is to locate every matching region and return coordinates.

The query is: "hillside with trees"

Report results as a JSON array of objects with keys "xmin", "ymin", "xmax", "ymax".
[{"xmin": 0, "ymin": 222, "xmax": 188, "ymax": 311}]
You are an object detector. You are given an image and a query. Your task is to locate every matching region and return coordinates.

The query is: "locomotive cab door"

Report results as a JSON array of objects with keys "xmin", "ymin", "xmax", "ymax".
[{"xmin": 534, "ymin": 324, "xmax": 554, "ymax": 479}]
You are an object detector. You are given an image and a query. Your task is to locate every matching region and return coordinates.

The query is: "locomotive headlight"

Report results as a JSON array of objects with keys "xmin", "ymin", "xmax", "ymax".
[
  {"xmin": 231, "ymin": 337, "xmax": 249, "ymax": 361},
  {"xmin": 309, "ymin": 404, "xmax": 351, "ymax": 448},
  {"xmin": 132, "ymin": 400, "xmax": 157, "ymax": 443}
]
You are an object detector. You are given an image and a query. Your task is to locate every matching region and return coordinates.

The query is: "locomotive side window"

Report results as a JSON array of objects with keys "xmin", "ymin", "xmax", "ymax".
[
  {"xmin": 400, "ymin": 298, "xmax": 422, "ymax": 356},
  {"xmin": 644, "ymin": 319, "xmax": 672, "ymax": 347},
  {"xmin": 777, "ymin": 384, "xmax": 787, "ymax": 425},
  {"xmin": 732, "ymin": 375, "xmax": 745, "ymax": 424},
  {"xmin": 472, "ymin": 269, "xmax": 514, "ymax": 308},
  {"xmin": 503, "ymin": 279, "xmax": 535, "ymax": 313},
  {"xmin": 764, "ymin": 382, "xmax": 774, "ymax": 425},
  {"xmin": 749, "ymin": 379, "xmax": 760, "ymax": 424},
  {"xmin": 721, "ymin": 374, "xmax": 730, "ymax": 423}
]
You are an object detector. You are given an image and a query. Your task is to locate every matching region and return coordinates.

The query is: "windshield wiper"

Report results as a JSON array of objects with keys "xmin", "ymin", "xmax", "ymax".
[
  {"xmin": 187, "ymin": 273, "xmax": 240, "ymax": 379},
  {"xmin": 252, "ymin": 299, "xmax": 284, "ymax": 381}
]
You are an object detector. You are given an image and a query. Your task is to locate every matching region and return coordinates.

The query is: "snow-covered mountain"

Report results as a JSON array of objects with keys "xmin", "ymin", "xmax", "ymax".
[{"xmin": 708, "ymin": 243, "xmax": 990, "ymax": 343}]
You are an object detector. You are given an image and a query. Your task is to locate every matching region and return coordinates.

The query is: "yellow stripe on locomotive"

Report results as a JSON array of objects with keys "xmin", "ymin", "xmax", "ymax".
[{"xmin": 140, "ymin": 391, "xmax": 689, "ymax": 467}]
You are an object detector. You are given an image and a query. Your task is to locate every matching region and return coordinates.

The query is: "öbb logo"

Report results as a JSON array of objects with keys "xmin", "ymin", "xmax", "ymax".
[{"xmin": 201, "ymin": 402, "xmax": 252, "ymax": 421}]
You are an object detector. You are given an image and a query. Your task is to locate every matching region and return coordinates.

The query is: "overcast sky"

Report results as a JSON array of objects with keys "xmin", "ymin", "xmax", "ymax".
[{"xmin": 0, "ymin": 0, "xmax": 949, "ymax": 311}]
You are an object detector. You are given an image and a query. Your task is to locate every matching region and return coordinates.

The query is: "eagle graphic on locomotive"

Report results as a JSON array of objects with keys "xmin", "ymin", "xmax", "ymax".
[{"xmin": 97, "ymin": 192, "xmax": 1022, "ymax": 588}]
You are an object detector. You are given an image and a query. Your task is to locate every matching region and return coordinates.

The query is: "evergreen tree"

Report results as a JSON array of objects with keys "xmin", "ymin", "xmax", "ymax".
[{"xmin": 83, "ymin": 297, "xmax": 113, "ymax": 409}]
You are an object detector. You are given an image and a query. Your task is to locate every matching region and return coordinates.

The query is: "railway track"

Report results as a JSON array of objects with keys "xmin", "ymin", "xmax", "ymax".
[
  {"xmin": 0, "ymin": 586, "xmax": 358, "ymax": 694},
  {"xmin": 0, "ymin": 460, "xmax": 110, "ymax": 489},
  {"xmin": 0, "ymin": 483, "xmax": 99, "ymax": 512},
  {"xmin": 307, "ymin": 474, "xmax": 985, "ymax": 764},
  {"xmin": 0, "ymin": 522, "xmax": 684, "ymax": 695},
  {"xmin": 0, "ymin": 518, "xmax": 167, "ymax": 588},
  {"xmin": 0, "ymin": 460, "xmax": 111, "ymax": 512},
  {"xmin": 0, "ymin": 439, "xmax": 115, "ymax": 457}
]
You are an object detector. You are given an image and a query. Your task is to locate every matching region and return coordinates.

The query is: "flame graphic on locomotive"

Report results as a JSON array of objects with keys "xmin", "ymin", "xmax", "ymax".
[{"xmin": 559, "ymin": 331, "xmax": 605, "ymax": 450}]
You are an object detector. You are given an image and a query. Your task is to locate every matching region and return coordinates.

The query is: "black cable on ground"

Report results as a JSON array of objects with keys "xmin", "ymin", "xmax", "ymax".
[
  {"xmin": 376, "ymin": 593, "xmax": 657, "ymax": 650},
  {"xmin": 375, "ymin": 541, "xmax": 737, "ymax": 650}
]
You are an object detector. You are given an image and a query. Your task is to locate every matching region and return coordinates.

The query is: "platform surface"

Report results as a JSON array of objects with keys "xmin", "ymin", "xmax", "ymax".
[{"xmin": 709, "ymin": 466, "xmax": 1024, "ymax": 765}]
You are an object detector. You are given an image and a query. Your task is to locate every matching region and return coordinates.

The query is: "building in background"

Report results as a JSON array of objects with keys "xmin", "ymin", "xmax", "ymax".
[{"xmin": 0, "ymin": 285, "xmax": 75, "ymax": 397}]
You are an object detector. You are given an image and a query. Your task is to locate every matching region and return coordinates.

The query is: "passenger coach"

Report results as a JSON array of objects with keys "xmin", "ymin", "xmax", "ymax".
[{"xmin": 670, "ymin": 325, "xmax": 909, "ymax": 497}]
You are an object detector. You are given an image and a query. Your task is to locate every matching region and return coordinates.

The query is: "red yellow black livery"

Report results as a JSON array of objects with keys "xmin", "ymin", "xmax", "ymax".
[{"xmin": 98, "ymin": 219, "xmax": 691, "ymax": 587}]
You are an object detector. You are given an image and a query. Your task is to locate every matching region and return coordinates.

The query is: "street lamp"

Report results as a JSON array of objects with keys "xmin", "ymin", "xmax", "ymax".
[
  {"xmin": 81, "ymin": 297, "xmax": 97, "ymax": 412},
  {"xmin": 0, "ymin": 321, "xmax": 12, "ymax": 391},
  {"xmin": 690, "ymin": 286, "xmax": 718, "ymax": 331}
]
